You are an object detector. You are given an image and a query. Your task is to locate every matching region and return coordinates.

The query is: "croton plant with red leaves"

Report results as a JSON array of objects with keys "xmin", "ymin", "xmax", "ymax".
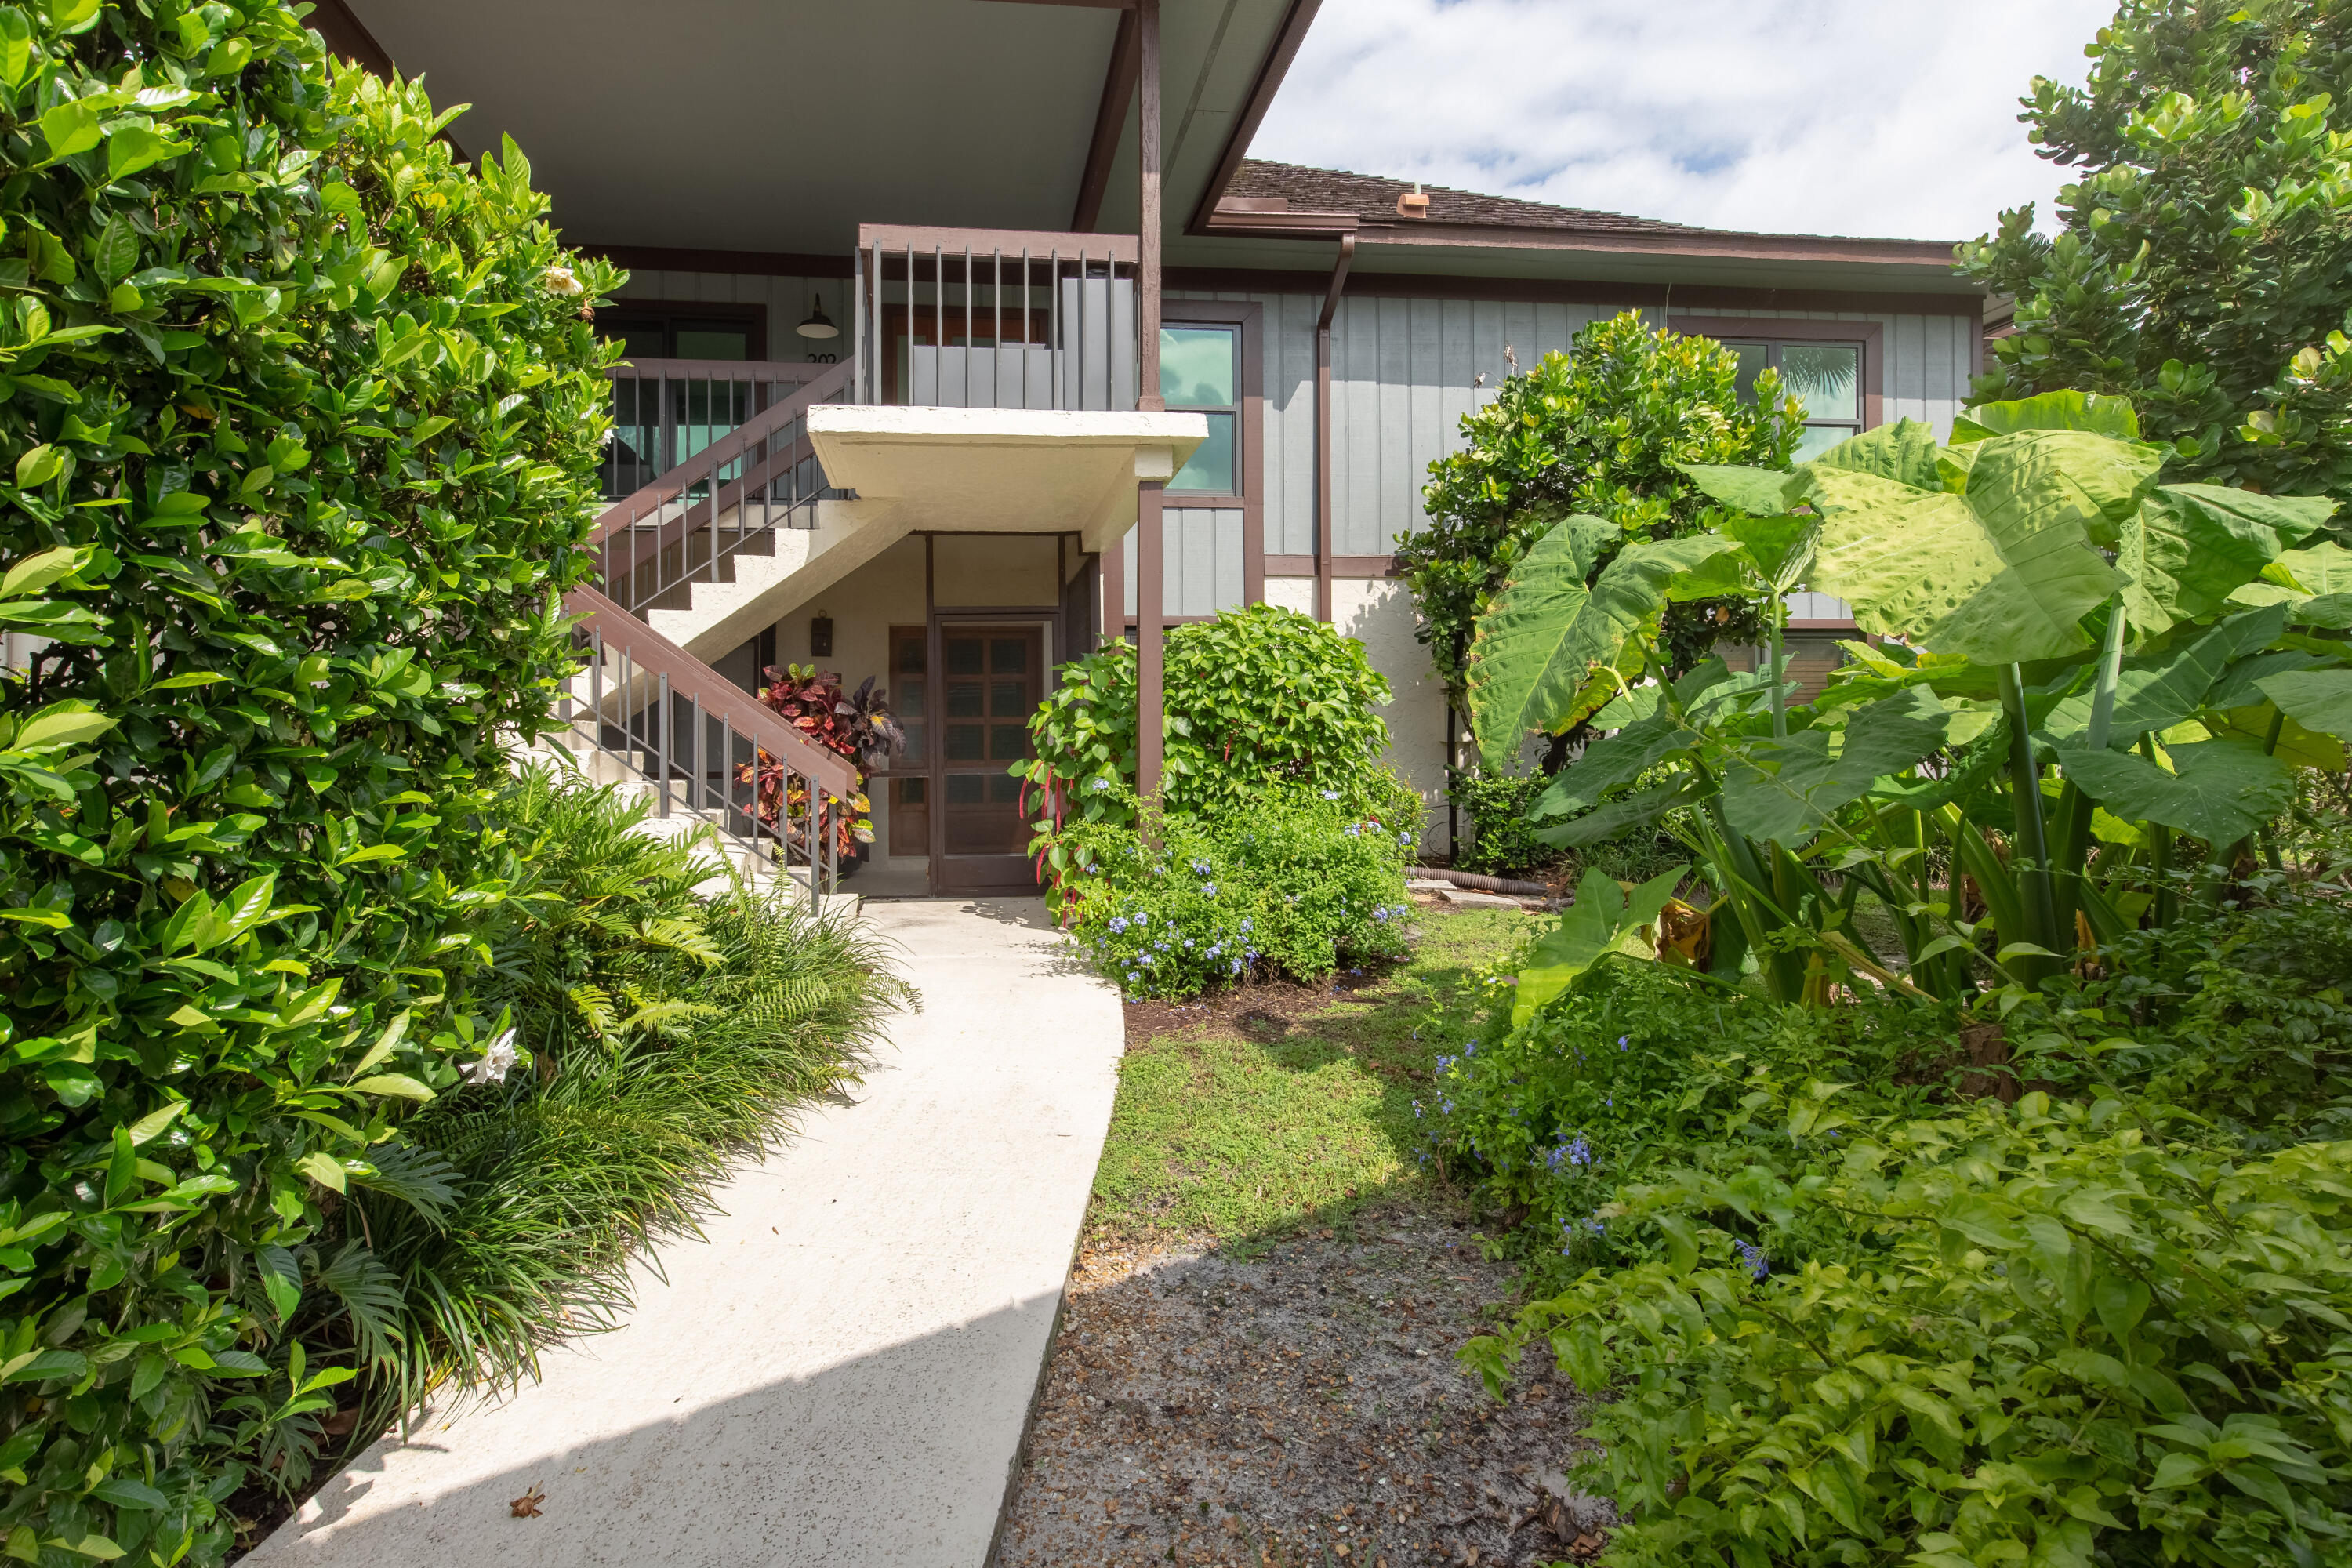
[{"xmin": 739, "ymin": 662, "xmax": 905, "ymax": 859}]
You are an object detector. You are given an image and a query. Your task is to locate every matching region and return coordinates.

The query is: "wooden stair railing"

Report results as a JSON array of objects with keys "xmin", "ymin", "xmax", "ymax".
[
  {"xmin": 592, "ymin": 357, "xmax": 857, "ymax": 615},
  {"xmin": 557, "ymin": 584, "xmax": 862, "ymax": 907}
]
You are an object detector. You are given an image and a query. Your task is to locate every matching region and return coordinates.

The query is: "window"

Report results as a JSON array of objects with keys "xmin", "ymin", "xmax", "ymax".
[
  {"xmin": 1722, "ymin": 339, "xmax": 1862, "ymax": 461},
  {"xmin": 1160, "ymin": 325, "xmax": 1237, "ymax": 492},
  {"xmin": 593, "ymin": 301, "xmax": 763, "ymax": 361}
]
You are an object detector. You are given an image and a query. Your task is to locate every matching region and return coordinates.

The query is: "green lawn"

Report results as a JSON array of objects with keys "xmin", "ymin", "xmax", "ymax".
[{"xmin": 1087, "ymin": 906, "xmax": 1536, "ymax": 1251}]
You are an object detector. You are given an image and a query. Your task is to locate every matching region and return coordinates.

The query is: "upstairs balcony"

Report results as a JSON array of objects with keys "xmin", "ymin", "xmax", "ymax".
[{"xmin": 850, "ymin": 224, "xmax": 1139, "ymax": 412}]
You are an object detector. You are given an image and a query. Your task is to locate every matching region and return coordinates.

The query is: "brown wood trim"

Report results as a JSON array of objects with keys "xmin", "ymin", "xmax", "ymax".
[
  {"xmin": 1263, "ymin": 553, "xmax": 1400, "ymax": 578},
  {"xmin": 861, "ymin": 224, "xmax": 1138, "ymax": 266},
  {"xmin": 1163, "ymin": 299, "xmax": 1264, "ymax": 608},
  {"xmin": 1788, "ymin": 619, "xmax": 1862, "ymax": 630},
  {"xmin": 1137, "ymin": 0, "xmax": 1163, "ymax": 417},
  {"xmin": 1072, "ymin": 6, "xmax": 1138, "ymax": 233},
  {"xmin": 574, "ymin": 245, "xmax": 853, "ymax": 280},
  {"xmin": 1668, "ymin": 315, "xmax": 1885, "ymax": 430},
  {"xmin": 563, "ymin": 584, "xmax": 860, "ymax": 800},
  {"xmin": 1164, "ymin": 267, "xmax": 1984, "ymax": 318},
  {"xmin": 307, "ymin": 0, "xmax": 395, "ymax": 76},
  {"xmin": 1345, "ymin": 221, "xmax": 1960, "ymax": 268},
  {"xmin": 606, "ymin": 357, "xmax": 826, "ymax": 383},
  {"xmin": 1185, "ymin": 0, "xmax": 1326, "ymax": 238},
  {"xmin": 595, "ymin": 299, "xmax": 769, "ymax": 361},
  {"xmin": 1203, "ymin": 211, "xmax": 1362, "ymax": 238}
]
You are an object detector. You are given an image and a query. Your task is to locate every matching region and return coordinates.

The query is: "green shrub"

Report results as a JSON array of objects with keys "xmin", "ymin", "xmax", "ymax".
[
  {"xmin": 347, "ymin": 774, "xmax": 902, "ymax": 1430},
  {"xmin": 1419, "ymin": 964, "xmax": 1954, "ymax": 1278},
  {"xmin": 0, "ymin": 10, "xmax": 616, "ymax": 1563},
  {"xmin": 1014, "ymin": 603, "xmax": 1401, "ymax": 844},
  {"xmin": 1401, "ymin": 310, "xmax": 1802, "ymax": 702},
  {"xmin": 1449, "ymin": 768, "xmax": 1558, "ymax": 877},
  {"xmin": 1466, "ymin": 1078, "xmax": 2352, "ymax": 1568},
  {"xmin": 1062, "ymin": 787, "xmax": 1415, "ymax": 1000}
]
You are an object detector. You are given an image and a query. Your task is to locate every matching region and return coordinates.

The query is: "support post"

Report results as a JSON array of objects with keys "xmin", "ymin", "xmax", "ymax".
[
  {"xmin": 1138, "ymin": 481, "xmax": 1166, "ymax": 800},
  {"xmin": 1136, "ymin": 0, "xmax": 1162, "ymax": 415},
  {"xmin": 1134, "ymin": 0, "xmax": 1165, "ymax": 806}
]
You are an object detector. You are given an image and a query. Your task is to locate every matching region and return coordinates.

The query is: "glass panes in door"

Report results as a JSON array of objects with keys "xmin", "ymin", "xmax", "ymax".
[
  {"xmin": 887, "ymin": 626, "xmax": 927, "ymax": 858},
  {"xmin": 939, "ymin": 627, "xmax": 1042, "ymax": 857}
]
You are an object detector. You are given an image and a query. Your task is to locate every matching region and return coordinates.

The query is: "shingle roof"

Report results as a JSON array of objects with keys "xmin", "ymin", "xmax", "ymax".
[{"xmin": 1226, "ymin": 158, "xmax": 1719, "ymax": 237}]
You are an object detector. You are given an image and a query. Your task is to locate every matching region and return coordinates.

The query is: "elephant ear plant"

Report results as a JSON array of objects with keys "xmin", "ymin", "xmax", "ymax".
[
  {"xmin": 1467, "ymin": 389, "xmax": 2350, "ymax": 1011},
  {"xmin": 0, "ymin": 6, "xmax": 617, "ymax": 1564}
]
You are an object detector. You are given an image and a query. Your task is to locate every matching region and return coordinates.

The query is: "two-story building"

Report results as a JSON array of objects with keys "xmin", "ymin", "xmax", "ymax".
[{"xmin": 311, "ymin": 0, "xmax": 1984, "ymax": 898}]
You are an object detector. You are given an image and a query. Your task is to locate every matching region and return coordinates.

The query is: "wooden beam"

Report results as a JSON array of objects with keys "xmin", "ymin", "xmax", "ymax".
[
  {"xmin": 572, "ymin": 243, "xmax": 855, "ymax": 280},
  {"xmin": 1136, "ymin": 0, "xmax": 1164, "ymax": 804},
  {"xmin": 305, "ymin": 0, "xmax": 395, "ymax": 76},
  {"xmin": 1185, "ymin": 0, "xmax": 1324, "ymax": 237},
  {"xmin": 1162, "ymin": 265, "xmax": 1987, "ymax": 318},
  {"xmin": 1071, "ymin": 6, "xmax": 1138, "ymax": 232},
  {"xmin": 1313, "ymin": 234, "xmax": 1353, "ymax": 625}
]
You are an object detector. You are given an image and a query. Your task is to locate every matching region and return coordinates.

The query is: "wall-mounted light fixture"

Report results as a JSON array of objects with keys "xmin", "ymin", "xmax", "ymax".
[
  {"xmin": 796, "ymin": 295, "xmax": 838, "ymax": 339},
  {"xmin": 810, "ymin": 614, "xmax": 834, "ymax": 658}
]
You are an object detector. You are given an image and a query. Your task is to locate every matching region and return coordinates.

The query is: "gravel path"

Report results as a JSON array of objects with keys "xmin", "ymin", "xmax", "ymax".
[{"xmin": 997, "ymin": 1211, "xmax": 1612, "ymax": 1567}]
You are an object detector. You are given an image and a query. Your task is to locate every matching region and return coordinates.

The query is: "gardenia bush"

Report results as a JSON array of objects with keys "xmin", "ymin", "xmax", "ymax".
[
  {"xmin": 1062, "ymin": 788, "xmax": 1416, "ymax": 1000},
  {"xmin": 0, "ymin": 9, "xmax": 618, "ymax": 1563}
]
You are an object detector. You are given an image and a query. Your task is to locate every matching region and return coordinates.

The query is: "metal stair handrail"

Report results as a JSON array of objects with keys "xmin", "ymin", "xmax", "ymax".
[
  {"xmin": 560, "ymin": 583, "xmax": 861, "ymax": 904},
  {"xmin": 592, "ymin": 357, "xmax": 857, "ymax": 614}
]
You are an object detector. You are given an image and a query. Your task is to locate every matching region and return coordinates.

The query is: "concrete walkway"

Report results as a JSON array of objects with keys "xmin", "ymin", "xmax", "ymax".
[{"xmin": 250, "ymin": 898, "xmax": 1121, "ymax": 1568}]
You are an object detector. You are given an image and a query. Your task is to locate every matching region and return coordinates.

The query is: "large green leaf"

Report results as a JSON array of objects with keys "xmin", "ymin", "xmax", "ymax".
[
  {"xmin": 1511, "ymin": 865, "xmax": 1686, "ymax": 1026},
  {"xmin": 2258, "ymin": 668, "xmax": 2352, "ymax": 742},
  {"xmin": 1806, "ymin": 419, "xmax": 1943, "ymax": 488},
  {"xmin": 1721, "ymin": 685, "xmax": 1955, "ymax": 846},
  {"xmin": 2056, "ymin": 739, "xmax": 2294, "ymax": 849},
  {"xmin": 2042, "ymin": 606, "xmax": 2288, "ymax": 746},
  {"xmin": 1721, "ymin": 512, "xmax": 1817, "ymax": 591},
  {"xmin": 1675, "ymin": 463, "xmax": 1795, "ymax": 517},
  {"xmin": 2122, "ymin": 485, "xmax": 2336, "ymax": 630},
  {"xmin": 1467, "ymin": 525, "xmax": 1733, "ymax": 768},
  {"xmin": 1536, "ymin": 775, "xmax": 1708, "ymax": 849},
  {"xmin": 1950, "ymin": 390, "xmax": 2143, "ymax": 444},
  {"xmin": 1804, "ymin": 462, "xmax": 2123, "ymax": 666},
  {"xmin": 2233, "ymin": 540, "xmax": 2352, "ymax": 615},
  {"xmin": 1965, "ymin": 429, "xmax": 2166, "ymax": 551},
  {"xmin": 1530, "ymin": 711, "xmax": 1692, "ymax": 819}
]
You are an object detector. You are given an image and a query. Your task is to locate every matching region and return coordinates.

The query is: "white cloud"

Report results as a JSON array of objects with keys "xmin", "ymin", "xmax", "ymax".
[{"xmin": 1252, "ymin": 0, "xmax": 2116, "ymax": 241}]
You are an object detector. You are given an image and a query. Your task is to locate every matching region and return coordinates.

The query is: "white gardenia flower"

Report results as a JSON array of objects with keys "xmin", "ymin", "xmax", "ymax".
[
  {"xmin": 464, "ymin": 1028, "xmax": 521, "ymax": 1086},
  {"xmin": 542, "ymin": 264, "xmax": 583, "ymax": 296}
]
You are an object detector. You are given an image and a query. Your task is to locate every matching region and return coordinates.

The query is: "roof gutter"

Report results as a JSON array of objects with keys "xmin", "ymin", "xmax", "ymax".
[{"xmin": 1314, "ymin": 232, "xmax": 1354, "ymax": 625}]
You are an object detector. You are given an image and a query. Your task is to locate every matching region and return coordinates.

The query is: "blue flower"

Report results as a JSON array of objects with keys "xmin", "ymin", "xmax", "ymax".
[
  {"xmin": 1127, "ymin": 971, "xmax": 1140, "ymax": 982},
  {"xmin": 1343, "ymin": 824, "xmax": 1362, "ymax": 837},
  {"xmin": 1201, "ymin": 883, "xmax": 1217, "ymax": 897},
  {"xmin": 1109, "ymin": 916, "xmax": 1130, "ymax": 934},
  {"xmin": 1396, "ymin": 829, "xmax": 1413, "ymax": 846},
  {"xmin": 1619, "ymin": 1036, "xmax": 1630, "ymax": 1051},
  {"xmin": 1192, "ymin": 858, "xmax": 1213, "ymax": 876},
  {"xmin": 1091, "ymin": 777, "xmax": 1112, "ymax": 792},
  {"xmin": 1135, "ymin": 911, "xmax": 1149, "ymax": 927},
  {"xmin": 1239, "ymin": 918, "xmax": 1253, "ymax": 933},
  {"xmin": 1734, "ymin": 1239, "xmax": 1769, "ymax": 1282},
  {"xmin": 1319, "ymin": 789, "xmax": 1340, "ymax": 801}
]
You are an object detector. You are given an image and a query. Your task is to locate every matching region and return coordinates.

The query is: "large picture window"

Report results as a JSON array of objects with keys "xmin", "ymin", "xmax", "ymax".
[{"xmin": 1666, "ymin": 317, "xmax": 1882, "ymax": 466}]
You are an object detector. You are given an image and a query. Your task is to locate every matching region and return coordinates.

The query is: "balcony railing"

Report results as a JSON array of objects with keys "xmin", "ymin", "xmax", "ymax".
[
  {"xmin": 852, "ymin": 225, "xmax": 1138, "ymax": 412},
  {"xmin": 603, "ymin": 358, "xmax": 840, "ymax": 502}
]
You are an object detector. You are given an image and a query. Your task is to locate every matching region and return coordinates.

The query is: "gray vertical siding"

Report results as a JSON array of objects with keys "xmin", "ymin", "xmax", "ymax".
[
  {"xmin": 1122, "ymin": 509, "xmax": 1247, "ymax": 618},
  {"xmin": 1171, "ymin": 289, "xmax": 1981, "ymax": 560}
]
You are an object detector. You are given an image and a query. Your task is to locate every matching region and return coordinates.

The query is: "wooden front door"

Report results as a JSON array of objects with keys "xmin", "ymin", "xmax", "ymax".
[{"xmin": 935, "ymin": 624, "xmax": 1044, "ymax": 894}]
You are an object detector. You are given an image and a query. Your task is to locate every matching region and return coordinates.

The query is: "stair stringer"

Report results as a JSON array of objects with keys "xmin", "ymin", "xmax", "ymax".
[{"xmin": 643, "ymin": 499, "xmax": 911, "ymax": 668}]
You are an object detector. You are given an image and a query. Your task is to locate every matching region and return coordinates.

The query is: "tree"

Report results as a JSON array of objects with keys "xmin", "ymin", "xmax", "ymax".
[
  {"xmin": 1960, "ymin": 0, "xmax": 2352, "ymax": 502},
  {"xmin": 1399, "ymin": 309, "xmax": 1803, "ymax": 767}
]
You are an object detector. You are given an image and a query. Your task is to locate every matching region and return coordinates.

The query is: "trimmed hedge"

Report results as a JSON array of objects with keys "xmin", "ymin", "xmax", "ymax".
[{"xmin": 0, "ymin": 5, "xmax": 616, "ymax": 1563}]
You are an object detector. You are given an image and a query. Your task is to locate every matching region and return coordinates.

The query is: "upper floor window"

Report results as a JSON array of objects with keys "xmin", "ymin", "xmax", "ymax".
[
  {"xmin": 1722, "ymin": 339, "xmax": 1861, "ymax": 461},
  {"xmin": 1161, "ymin": 325, "xmax": 1237, "ymax": 492}
]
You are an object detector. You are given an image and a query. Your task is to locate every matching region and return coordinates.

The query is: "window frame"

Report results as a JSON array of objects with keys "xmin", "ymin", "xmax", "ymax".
[
  {"xmin": 1110, "ymin": 298, "xmax": 1264, "ymax": 634},
  {"xmin": 592, "ymin": 298, "xmax": 768, "ymax": 361},
  {"xmin": 1668, "ymin": 316, "xmax": 1886, "ymax": 633}
]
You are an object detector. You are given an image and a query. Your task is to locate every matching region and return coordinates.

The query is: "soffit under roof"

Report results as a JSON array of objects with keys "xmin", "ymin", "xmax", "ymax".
[{"xmin": 343, "ymin": 0, "xmax": 1293, "ymax": 257}]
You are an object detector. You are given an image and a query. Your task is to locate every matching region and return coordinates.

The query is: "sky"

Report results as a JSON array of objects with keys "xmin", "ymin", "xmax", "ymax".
[{"xmin": 1250, "ymin": 0, "xmax": 2121, "ymax": 242}]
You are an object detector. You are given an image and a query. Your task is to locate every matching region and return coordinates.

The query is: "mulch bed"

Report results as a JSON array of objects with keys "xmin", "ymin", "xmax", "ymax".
[
  {"xmin": 996, "ymin": 1210, "xmax": 1613, "ymax": 1568},
  {"xmin": 1120, "ymin": 965, "xmax": 1401, "ymax": 1048}
]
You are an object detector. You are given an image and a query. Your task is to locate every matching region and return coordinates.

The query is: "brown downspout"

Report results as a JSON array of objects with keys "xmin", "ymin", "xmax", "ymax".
[
  {"xmin": 1135, "ymin": 0, "xmax": 1167, "ymax": 802},
  {"xmin": 1313, "ymin": 233, "xmax": 1354, "ymax": 624}
]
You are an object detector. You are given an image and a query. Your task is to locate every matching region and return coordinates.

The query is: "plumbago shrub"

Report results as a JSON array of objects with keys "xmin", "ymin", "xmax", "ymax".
[
  {"xmin": 1464, "ymin": 1079, "xmax": 2352, "ymax": 1568},
  {"xmin": 1062, "ymin": 788, "xmax": 1416, "ymax": 999},
  {"xmin": 1012, "ymin": 602, "xmax": 1399, "ymax": 847},
  {"xmin": 0, "ymin": 9, "xmax": 614, "ymax": 1564}
]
